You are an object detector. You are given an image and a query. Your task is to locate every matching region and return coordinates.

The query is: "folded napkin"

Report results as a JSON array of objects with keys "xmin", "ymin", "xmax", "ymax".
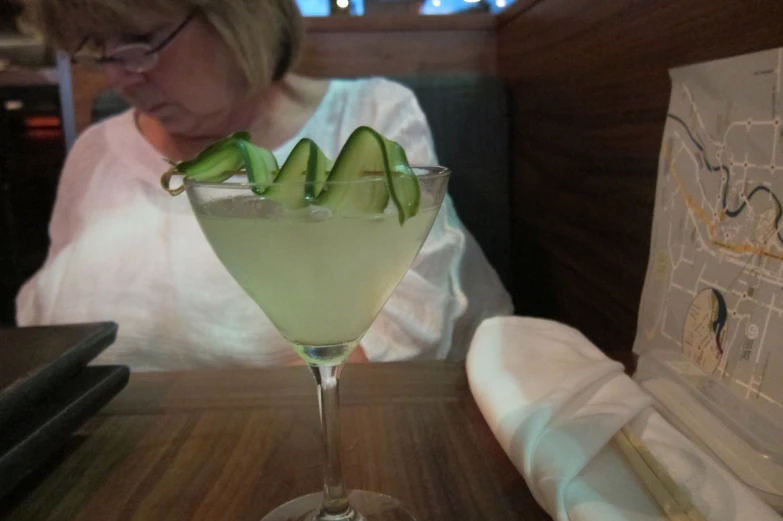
[{"xmin": 467, "ymin": 316, "xmax": 782, "ymax": 521}]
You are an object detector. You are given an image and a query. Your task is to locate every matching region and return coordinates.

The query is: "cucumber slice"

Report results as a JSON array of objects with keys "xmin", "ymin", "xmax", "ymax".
[
  {"xmin": 318, "ymin": 126, "xmax": 419, "ymax": 224},
  {"xmin": 304, "ymin": 140, "xmax": 330, "ymax": 201},
  {"xmin": 162, "ymin": 128, "xmax": 422, "ymax": 227},
  {"xmin": 383, "ymin": 139, "xmax": 420, "ymax": 224},
  {"xmin": 237, "ymin": 140, "xmax": 278, "ymax": 195},
  {"xmin": 176, "ymin": 132, "xmax": 247, "ymax": 181},
  {"xmin": 264, "ymin": 138, "xmax": 329, "ymax": 209}
]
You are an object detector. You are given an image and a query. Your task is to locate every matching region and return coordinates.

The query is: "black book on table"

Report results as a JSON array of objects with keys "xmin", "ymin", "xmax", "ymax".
[{"xmin": 0, "ymin": 321, "xmax": 129, "ymax": 498}]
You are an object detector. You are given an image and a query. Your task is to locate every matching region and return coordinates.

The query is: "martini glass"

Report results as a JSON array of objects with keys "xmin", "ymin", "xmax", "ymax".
[{"xmin": 183, "ymin": 166, "xmax": 450, "ymax": 521}]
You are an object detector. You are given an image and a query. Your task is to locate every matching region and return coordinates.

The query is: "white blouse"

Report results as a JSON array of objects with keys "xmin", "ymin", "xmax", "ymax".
[{"xmin": 16, "ymin": 77, "xmax": 513, "ymax": 370}]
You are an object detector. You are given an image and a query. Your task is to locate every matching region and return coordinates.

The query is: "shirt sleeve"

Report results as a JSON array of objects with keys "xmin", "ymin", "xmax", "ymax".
[{"xmin": 359, "ymin": 80, "xmax": 470, "ymax": 361}]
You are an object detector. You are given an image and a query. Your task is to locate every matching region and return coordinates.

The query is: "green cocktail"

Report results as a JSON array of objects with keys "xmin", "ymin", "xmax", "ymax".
[
  {"xmin": 194, "ymin": 193, "xmax": 439, "ymax": 365},
  {"xmin": 167, "ymin": 127, "xmax": 451, "ymax": 520}
]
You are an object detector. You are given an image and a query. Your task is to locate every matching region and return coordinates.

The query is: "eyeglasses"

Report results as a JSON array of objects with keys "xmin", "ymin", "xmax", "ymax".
[{"xmin": 71, "ymin": 12, "xmax": 195, "ymax": 73}]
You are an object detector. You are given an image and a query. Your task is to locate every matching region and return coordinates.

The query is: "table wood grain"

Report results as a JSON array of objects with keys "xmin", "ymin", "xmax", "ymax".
[{"xmin": 0, "ymin": 362, "xmax": 552, "ymax": 521}]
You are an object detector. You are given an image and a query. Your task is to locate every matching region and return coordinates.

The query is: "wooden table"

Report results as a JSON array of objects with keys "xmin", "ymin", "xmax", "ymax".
[{"xmin": 0, "ymin": 362, "xmax": 552, "ymax": 521}]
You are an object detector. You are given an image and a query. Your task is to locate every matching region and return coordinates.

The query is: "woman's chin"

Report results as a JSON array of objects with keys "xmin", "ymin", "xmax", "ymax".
[
  {"xmin": 147, "ymin": 104, "xmax": 177, "ymax": 120},
  {"xmin": 146, "ymin": 109, "xmax": 193, "ymax": 134},
  {"xmin": 137, "ymin": 104, "xmax": 228, "ymax": 139}
]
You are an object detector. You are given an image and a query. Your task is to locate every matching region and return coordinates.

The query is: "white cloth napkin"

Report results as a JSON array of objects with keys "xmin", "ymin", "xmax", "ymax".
[{"xmin": 466, "ymin": 316, "xmax": 782, "ymax": 521}]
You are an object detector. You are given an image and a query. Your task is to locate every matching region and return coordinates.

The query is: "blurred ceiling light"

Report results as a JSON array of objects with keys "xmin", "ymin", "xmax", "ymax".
[
  {"xmin": 496, "ymin": 0, "xmax": 506, "ymax": 6},
  {"xmin": 463, "ymin": 0, "xmax": 482, "ymax": 3},
  {"xmin": 432, "ymin": 0, "xmax": 441, "ymax": 6},
  {"xmin": 5, "ymin": 100, "xmax": 23, "ymax": 111},
  {"xmin": 336, "ymin": 0, "xmax": 349, "ymax": 8}
]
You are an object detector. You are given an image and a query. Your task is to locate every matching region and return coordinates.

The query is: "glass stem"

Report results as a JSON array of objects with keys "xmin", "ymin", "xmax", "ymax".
[{"xmin": 310, "ymin": 363, "xmax": 353, "ymax": 520}]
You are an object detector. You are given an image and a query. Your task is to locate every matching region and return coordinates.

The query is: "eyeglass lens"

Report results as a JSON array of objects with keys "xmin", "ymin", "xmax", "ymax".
[{"xmin": 72, "ymin": 44, "xmax": 157, "ymax": 73}]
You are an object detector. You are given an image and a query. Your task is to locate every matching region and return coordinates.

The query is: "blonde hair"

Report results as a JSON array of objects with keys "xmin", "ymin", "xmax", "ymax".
[{"xmin": 20, "ymin": 0, "xmax": 303, "ymax": 86}]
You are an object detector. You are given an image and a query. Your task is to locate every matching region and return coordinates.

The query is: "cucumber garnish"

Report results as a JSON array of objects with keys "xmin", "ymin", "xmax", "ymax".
[
  {"xmin": 178, "ymin": 131, "xmax": 248, "ymax": 181},
  {"xmin": 160, "ymin": 127, "xmax": 421, "ymax": 225},
  {"xmin": 238, "ymin": 140, "xmax": 278, "ymax": 195},
  {"xmin": 318, "ymin": 126, "xmax": 419, "ymax": 224},
  {"xmin": 304, "ymin": 140, "xmax": 331, "ymax": 202},
  {"xmin": 264, "ymin": 138, "xmax": 329, "ymax": 209},
  {"xmin": 161, "ymin": 131, "xmax": 250, "ymax": 195}
]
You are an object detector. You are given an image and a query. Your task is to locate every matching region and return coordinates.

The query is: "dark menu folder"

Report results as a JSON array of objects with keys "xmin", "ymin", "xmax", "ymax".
[{"xmin": 0, "ymin": 322, "xmax": 129, "ymax": 497}]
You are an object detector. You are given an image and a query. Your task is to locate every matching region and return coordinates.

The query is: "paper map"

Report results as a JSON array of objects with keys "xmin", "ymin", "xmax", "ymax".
[{"xmin": 635, "ymin": 47, "xmax": 783, "ymax": 427}]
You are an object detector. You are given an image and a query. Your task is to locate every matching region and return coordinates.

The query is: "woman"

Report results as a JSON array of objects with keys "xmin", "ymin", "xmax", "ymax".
[{"xmin": 16, "ymin": 0, "xmax": 513, "ymax": 369}]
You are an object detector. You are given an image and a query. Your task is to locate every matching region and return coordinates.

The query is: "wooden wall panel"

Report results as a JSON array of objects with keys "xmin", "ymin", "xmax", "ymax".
[
  {"xmin": 71, "ymin": 15, "xmax": 497, "ymax": 134},
  {"xmin": 71, "ymin": 67, "xmax": 109, "ymax": 136},
  {"xmin": 498, "ymin": 0, "xmax": 783, "ymax": 353},
  {"xmin": 300, "ymin": 30, "xmax": 495, "ymax": 77}
]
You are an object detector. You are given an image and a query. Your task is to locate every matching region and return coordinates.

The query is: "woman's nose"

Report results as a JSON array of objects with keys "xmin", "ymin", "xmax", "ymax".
[{"xmin": 103, "ymin": 63, "xmax": 145, "ymax": 90}]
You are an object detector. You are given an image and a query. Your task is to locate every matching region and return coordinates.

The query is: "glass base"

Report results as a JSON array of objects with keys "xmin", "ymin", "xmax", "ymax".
[{"xmin": 261, "ymin": 490, "xmax": 417, "ymax": 521}]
